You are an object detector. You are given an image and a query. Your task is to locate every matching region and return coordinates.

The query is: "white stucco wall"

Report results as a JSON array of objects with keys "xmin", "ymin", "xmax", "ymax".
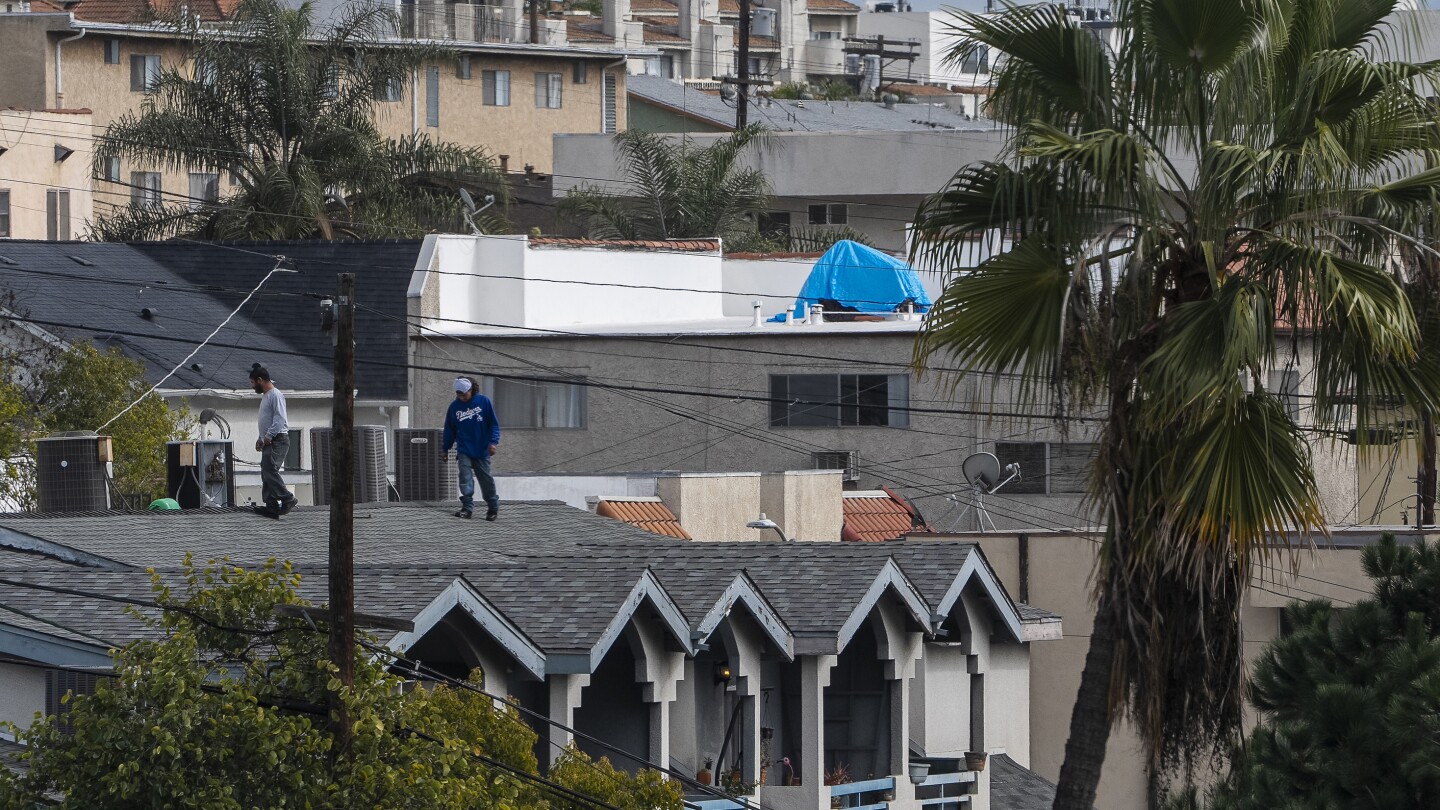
[
  {"xmin": 983, "ymin": 643, "xmax": 1030, "ymax": 767},
  {"xmin": 911, "ymin": 643, "xmax": 971, "ymax": 757},
  {"xmin": 497, "ymin": 473, "xmax": 658, "ymax": 509},
  {"xmin": 0, "ymin": 662, "xmax": 45, "ymax": 731},
  {"xmin": 420, "ymin": 234, "xmax": 724, "ymax": 332},
  {"xmin": 856, "ymin": 11, "xmax": 984, "ymax": 88}
]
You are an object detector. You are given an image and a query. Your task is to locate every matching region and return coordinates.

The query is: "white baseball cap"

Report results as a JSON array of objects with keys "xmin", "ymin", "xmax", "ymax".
[{"xmin": 454, "ymin": 377, "xmax": 473, "ymax": 393}]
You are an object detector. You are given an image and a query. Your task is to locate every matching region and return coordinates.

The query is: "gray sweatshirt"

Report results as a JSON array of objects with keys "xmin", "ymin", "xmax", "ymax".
[{"xmin": 257, "ymin": 387, "xmax": 289, "ymax": 441}]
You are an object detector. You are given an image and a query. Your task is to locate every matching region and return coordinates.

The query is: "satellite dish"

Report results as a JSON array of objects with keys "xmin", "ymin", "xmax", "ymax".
[
  {"xmin": 962, "ymin": 452, "xmax": 1002, "ymax": 490},
  {"xmin": 459, "ymin": 187, "xmax": 477, "ymax": 214}
]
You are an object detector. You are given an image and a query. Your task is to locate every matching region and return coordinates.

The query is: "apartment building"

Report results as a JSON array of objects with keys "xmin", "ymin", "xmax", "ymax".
[
  {"xmin": 0, "ymin": 6, "xmax": 645, "ymax": 230},
  {"xmin": 0, "ymin": 107, "xmax": 93, "ymax": 240}
]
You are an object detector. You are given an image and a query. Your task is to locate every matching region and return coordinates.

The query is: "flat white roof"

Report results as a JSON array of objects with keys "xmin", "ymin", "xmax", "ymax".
[{"xmin": 426, "ymin": 316, "xmax": 928, "ymax": 339}]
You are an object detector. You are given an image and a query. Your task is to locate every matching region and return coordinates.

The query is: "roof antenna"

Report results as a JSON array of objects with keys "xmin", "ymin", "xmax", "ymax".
[
  {"xmin": 459, "ymin": 188, "xmax": 497, "ymax": 236},
  {"xmin": 948, "ymin": 452, "xmax": 1020, "ymax": 532}
]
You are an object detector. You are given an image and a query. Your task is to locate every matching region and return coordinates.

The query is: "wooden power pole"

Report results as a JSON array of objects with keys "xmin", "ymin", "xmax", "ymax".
[
  {"xmin": 736, "ymin": 0, "xmax": 750, "ymax": 128},
  {"xmin": 328, "ymin": 273, "xmax": 357, "ymax": 755},
  {"xmin": 529, "ymin": 0, "xmax": 540, "ymax": 44}
]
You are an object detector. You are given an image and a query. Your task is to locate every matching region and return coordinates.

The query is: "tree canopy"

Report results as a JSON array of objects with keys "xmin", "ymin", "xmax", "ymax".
[
  {"xmin": 0, "ymin": 558, "xmax": 684, "ymax": 810},
  {"xmin": 909, "ymin": 0, "xmax": 1440, "ymax": 806},
  {"xmin": 93, "ymin": 0, "xmax": 507, "ymax": 241},
  {"xmin": 1198, "ymin": 536, "xmax": 1440, "ymax": 809},
  {"xmin": 557, "ymin": 126, "xmax": 774, "ymax": 249}
]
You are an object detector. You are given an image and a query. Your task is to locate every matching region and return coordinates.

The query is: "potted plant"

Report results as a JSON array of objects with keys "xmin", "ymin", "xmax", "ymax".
[
  {"xmin": 964, "ymin": 751, "xmax": 988, "ymax": 772},
  {"xmin": 824, "ymin": 764, "xmax": 852, "ymax": 809},
  {"xmin": 698, "ymin": 757, "xmax": 713, "ymax": 786}
]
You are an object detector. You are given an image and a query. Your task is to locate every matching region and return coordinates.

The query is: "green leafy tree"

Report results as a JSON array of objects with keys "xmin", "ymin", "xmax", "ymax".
[
  {"xmin": 558, "ymin": 125, "xmax": 773, "ymax": 248},
  {"xmin": 1204, "ymin": 536, "xmax": 1440, "ymax": 809},
  {"xmin": 908, "ymin": 1, "xmax": 1440, "ymax": 806},
  {"xmin": 35, "ymin": 344, "xmax": 191, "ymax": 506},
  {"xmin": 93, "ymin": 0, "xmax": 507, "ymax": 241},
  {"xmin": 0, "ymin": 558, "xmax": 681, "ymax": 809},
  {"xmin": 549, "ymin": 745, "xmax": 684, "ymax": 810}
]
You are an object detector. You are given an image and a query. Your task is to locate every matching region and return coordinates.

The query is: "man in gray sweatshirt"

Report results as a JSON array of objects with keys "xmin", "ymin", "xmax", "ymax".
[{"xmin": 251, "ymin": 363, "xmax": 297, "ymax": 515}]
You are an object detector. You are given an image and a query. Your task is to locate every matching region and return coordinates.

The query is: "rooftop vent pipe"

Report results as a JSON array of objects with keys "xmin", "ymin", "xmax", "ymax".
[{"xmin": 751, "ymin": 299, "xmax": 763, "ymax": 327}]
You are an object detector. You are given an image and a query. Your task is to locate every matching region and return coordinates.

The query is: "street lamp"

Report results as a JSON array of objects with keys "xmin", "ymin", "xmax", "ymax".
[{"xmin": 746, "ymin": 513, "xmax": 789, "ymax": 542}]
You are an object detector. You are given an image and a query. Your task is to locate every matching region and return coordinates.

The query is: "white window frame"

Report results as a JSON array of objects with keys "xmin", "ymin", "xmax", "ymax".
[
  {"xmin": 131, "ymin": 171, "xmax": 163, "ymax": 209},
  {"xmin": 483, "ymin": 69, "xmax": 510, "ymax": 106},
  {"xmin": 534, "ymin": 72, "xmax": 563, "ymax": 109}
]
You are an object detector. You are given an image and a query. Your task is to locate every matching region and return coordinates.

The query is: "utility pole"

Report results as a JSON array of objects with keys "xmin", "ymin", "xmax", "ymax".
[
  {"xmin": 529, "ymin": 0, "xmax": 540, "ymax": 44},
  {"xmin": 327, "ymin": 273, "xmax": 356, "ymax": 757},
  {"xmin": 736, "ymin": 0, "xmax": 750, "ymax": 128}
]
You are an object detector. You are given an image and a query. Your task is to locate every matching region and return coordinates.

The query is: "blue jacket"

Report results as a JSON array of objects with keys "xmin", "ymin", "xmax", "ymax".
[{"xmin": 443, "ymin": 395, "xmax": 501, "ymax": 457}]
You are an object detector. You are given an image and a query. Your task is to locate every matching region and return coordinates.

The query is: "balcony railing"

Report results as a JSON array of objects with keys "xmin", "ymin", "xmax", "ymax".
[{"xmin": 830, "ymin": 776, "xmax": 896, "ymax": 810}]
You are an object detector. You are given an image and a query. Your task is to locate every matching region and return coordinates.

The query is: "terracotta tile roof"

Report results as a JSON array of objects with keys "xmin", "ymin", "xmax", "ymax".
[
  {"xmin": 743, "ymin": 30, "xmax": 779, "ymax": 50},
  {"xmin": 719, "ymin": 0, "xmax": 738, "ymax": 12},
  {"xmin": 564, "ymin": 14, "xmax": 611, "ymax": 41},
  {"xmin": 594, "ymin": 498, "xmax": 692, "ymax": 539},
  {"xmin": 528, "ymin": 237, "xmax": 721, "ymax": 252},
  {"xmin": 639, "ymin": 17, "xmax": 688, "ymax": 44},
  {"xmin": 70, "ymin": 0, "xmax": 227, "ymax": 23},
  {"xmin": 807, "ymin": 0, "xmax": 860, "ymax": 11},
  {"xmin": 840, "ymin": 487, "xmax": 932, "ymax": 543},
  {"xmin": 630, "ymin": 0, "xmax": 678, "ymax": 12}
]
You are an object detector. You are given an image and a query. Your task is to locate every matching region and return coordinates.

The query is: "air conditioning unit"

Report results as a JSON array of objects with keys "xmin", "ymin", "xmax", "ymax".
[
  {"xmin": 394, "ymin": 429, "xmax": 457, "ymax": 502},
  {"xmin": 812, "ymin": 450, "xmax": 860, "ymax": 482},
  {"xmin": 311, "ymin": 426, "xmax": 389, "ymax": 506},
  {"xmin": 35, "ymin": 432, "xmax": 112, "ymax": 512},
  {"xmin": 166, "ymin": 440, "xmax": 235, "ymax": 508},
  {"xmin": 861, "ymin": 54, "xmax": 881, "ymax": 92},
  {"xmin": 751, "ymin": 7, "xmax": 777, "ymax": 38}
]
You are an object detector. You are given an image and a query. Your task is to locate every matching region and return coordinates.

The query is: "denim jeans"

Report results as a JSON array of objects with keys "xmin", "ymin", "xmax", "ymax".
[
  {"xmin": 261, "ymin": 434, "xmax": 294, "ymax": 507},
  {"xmin": 457, "ymin": 452, "xmax": 498, "ymax": 513}
]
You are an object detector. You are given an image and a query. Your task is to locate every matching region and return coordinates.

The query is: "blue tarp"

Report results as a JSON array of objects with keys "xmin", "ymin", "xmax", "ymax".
[{"xmin": 771, "ymin": 240, "xmax": 932, "ymax": 321}]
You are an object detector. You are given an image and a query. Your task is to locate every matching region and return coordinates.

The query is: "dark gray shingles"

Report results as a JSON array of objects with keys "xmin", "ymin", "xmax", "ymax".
[
  {"xmin": 130, "ymin": 240, "xmax": 422, "ymax": 401},
  {"xmin": 0, "ymin": 242, "xmax": 329, "ymax": 392},
  {"xmin": 0, "ymin": 738, "xmax": 27, "ymax": 775},
  {"xmin": 989, "ymin": 753, "xmax": 1068, "ymax": 810}
]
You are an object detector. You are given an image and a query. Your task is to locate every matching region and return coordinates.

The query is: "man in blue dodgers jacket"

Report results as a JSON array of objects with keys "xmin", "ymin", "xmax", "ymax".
[{"xmin": 442, "ymin": 376, "xmax": 502, "ymax": 520}]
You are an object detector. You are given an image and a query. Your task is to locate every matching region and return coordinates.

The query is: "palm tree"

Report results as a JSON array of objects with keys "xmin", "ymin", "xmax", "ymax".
[
  {"xmin": 93, "ymin": 0, "xmax": 507, "ymax": 241},
  {"xmin": 909, "ymin": 1, "xmax": 1440, "ymax": 807},
  {"xmin": 557, "ymin": 125, "xmax": 773, "ymax": 247}
]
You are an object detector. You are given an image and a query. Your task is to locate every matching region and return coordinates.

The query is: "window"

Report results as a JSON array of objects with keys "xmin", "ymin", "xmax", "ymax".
[
  {"xmin": 103, "ymin": 156, "xmax": 121, "ymax": 182},
  {"xmin": 0, "ymin": 190, "xmax": 10, "ymax": 238},
  {"xmin": 284, "ymin": 428, "xmax": 303, "ymax": 470},
  {"xmin": 194, "ymin": 56, "xmax": 216, "ymax": 84},
  {"xmin": 1269, "ymin": 368, "xmax": 1301, "ymax": 421},
  {"xmin": 601, "ymin": 71, "xmax": 617, "ymax": 133},
  {"xmin": 46, "ymin": 668, "xmax": 103, "ymax": 734},
  {"xmin": 748, "ymin": 56, "xmax": 762, "ymax": 76},
  {"xmin": 188, "ymin": 172, "xmax": 219, "ymax": 209},
  {"xmin": 808, "ymin": 203, "xmax": 849, "ymax": 225},
  {"xmin": 810, "ymin": 30, "xmax": 840, "ymax": 40},
  {"xmin": 457, "ymin": 54, "xmax": 472, "ymax": 80},
  {"xmin": 644, "ymin": 55, "xmax": 674, "ymax": 78},
  {"xmin": 131, "ymin": 171, "xmax": 162, "ymax": 209},
  {"xmin": 994, "ymin": 441, "xmax": 1096, "ymax": 494},
  {"xmin": 483, "ymin": 70, "xmax": 510, "ymax": 106},
  {"xmin": 46, "ymin": 190, "xmax": 70, "ymax": 241},
  {"xmin": 957, "ymin": 44, "xmax": 990, "ymax": 74},
  {"xmin": 769, "ymin": 374, "xmax": 909, "ymax": 427},
  {"xmin": 320, "ymin": 64, "xmax": 340, "ymax": 99},
  {"xmin": 535, "ymin": 72, "xmax": 563, "ymax": 108},
  {"xmin": 425, "ymin": 66, "xmax": 440, "ymax": 127},
  {"xmin": 374, "ymin": 76, "xmax": 403, "ymax": 102},
  {"xmin": 758, "ymin": 211, "xmax": 791, "ymax": 240},
  {"xmin": 129, "ymin": 54, "xmax": 161, "ymax": 92},
  {"xmin": 103, "ymin": 38, "xmax": 121, "ymax": 64},
  {"xmin": 572, "ymin": 61, "xmax": 588, "ymax": 84},
  {"xmin": 482, "ymin": 377, "xmax": 586, "ymax": 428}
]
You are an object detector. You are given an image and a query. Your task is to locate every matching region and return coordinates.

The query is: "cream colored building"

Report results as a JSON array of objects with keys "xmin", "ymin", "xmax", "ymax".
[
  {"xmin": 943, "ymin": 526, "xmax": 1426, "ymax": 810},
  {"xmin": 0, "ymin": 107, "xmax": 93, "ymax": 240},
  {"xmin": 0, "ymin": 11, "xmax": 644, "ymax": 230}
]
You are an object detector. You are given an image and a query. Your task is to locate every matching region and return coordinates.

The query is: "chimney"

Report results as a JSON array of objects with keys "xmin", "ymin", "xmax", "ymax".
[
  {"xmin": 751, "ymin": 299, "xmax": 763, "ymax": 327},
  {"xmin": 602, "ymin": 0, "xmax": 630, "ymax": 39},
  {"xmin": 499, "ymin": 154, "xmax": 510, "ymax": 173}
]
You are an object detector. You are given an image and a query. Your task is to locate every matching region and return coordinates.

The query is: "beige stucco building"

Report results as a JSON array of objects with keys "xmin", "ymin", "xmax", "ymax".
[
  {"xmin": 0, "ymin": 11, "xmax": 642, "ymax": 232},
  {"xmin": 0, "ymin": 106, "xmax": 93, "ymax": 240}
]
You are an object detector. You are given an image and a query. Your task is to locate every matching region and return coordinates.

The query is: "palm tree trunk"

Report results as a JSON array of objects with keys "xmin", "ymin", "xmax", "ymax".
[{"xmin": 1052, "ymin": 595, "xmax": 1118, "ymax": 810}]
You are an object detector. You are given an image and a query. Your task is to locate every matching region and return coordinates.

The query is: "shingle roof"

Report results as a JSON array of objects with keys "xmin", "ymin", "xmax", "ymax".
[
  {"xmin": 70, "ymin": 0, "xmax": 228, "ymax": 23},
  {"xmin": 627, "ymin": 74, "xmax": 995, "ymax": 132},
  {"xmin": 129, "ymin": 240, "xmax": 421, "ymax": 401},
  {"xmin": 0, "ymin": 242, "xmax": 330, "ymax": 392},
  {"xmin": 0, "ymin": 738, "xmax": 28, "ymax": 775},
  {"xmin": 595, "ymin": 498, "xmax": 691, "ymax": 539},
  {"xmin": 990, "ymin": 753, "xmax": 1070, "ymax": 810},
  {"xmin": 806, "ymin": 0, "xmax": 860, "ymax": 11},
  {"xmin": 630, "ymin": 0, "xmax": 677, "ymax": 11},
  {"xmin": 841, "ymin": 489, "xmax": 930, "ymax": 542},
  {"xmin": 0, "ymin": 502, "xmax": 1049, "ymax": 658},
  {"xmin": 640, "ymin": 18, "xmax": 689, "ymax": 43}
]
